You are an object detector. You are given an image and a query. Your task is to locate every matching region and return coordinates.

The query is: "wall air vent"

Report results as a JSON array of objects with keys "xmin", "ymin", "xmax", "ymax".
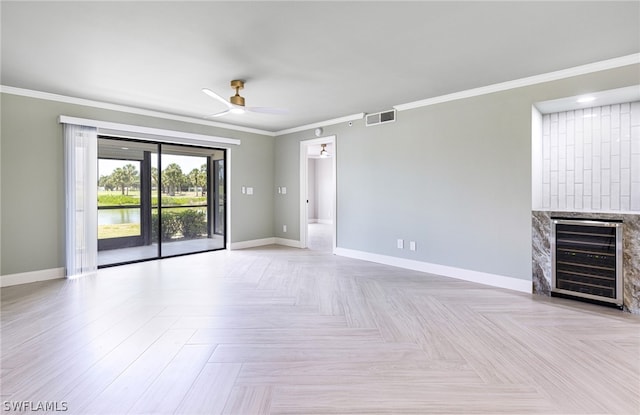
[{"xmin": 365, "ymin": 109, "xmax": 396, "ymax": 127}]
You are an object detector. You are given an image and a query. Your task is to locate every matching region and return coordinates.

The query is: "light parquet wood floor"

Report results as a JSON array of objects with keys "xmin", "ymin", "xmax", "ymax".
[{"xmin": 1, "ymin": 245, "xmax": 639, "ymax": 414}]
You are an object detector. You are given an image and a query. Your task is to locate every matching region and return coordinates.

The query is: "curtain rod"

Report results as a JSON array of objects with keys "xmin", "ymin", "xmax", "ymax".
[{"xmin": 59, "ymin": 115, "xmax": 241, "ymax": 146}]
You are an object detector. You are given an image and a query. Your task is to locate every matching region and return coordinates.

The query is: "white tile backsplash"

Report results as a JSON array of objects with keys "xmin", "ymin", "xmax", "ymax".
[
  {"xmin": 575, "ymin": 134, "xmax": 584, "ymax": 157},
  {"xmin": 584, "ymin": 171, "xmax": 592, "ymax": 195},
  {"xmin": 602, "ymin": 116, "xmax": 611, "ymax": 142},
  {"xmin": 632, "ymin": 126, "xmax": 640, "ymax": 153},
  {"xmin": 621, "ymin": 140, "xmax": 631, "ymax": 168},
  {"xmin": 584, "ymin": 144, "xmax": 593, "ymax": 168},
  {"xmin": 621, "ymin": 169, "xmax": 631, "ymax": 196},
  {"xmin": 611, "ymin": 182, "xmax": 620, "ymax": 209},
  {"xmin": 621, "ymin": 196, "xmax": 630, "ymax": 211},
  {"xmin": 567, "ymin": 171, "xmax": 575, "ymax": 195},
  {"xmin": 543, "ymin": 159, "xmax": 550, "ymax": 183},
  {"xmin": 612, "ymin": 158, "xmax": 620, "ymax": 182},
  {"xmin": 632, "ymin": 183, "xmax": 640, "ymax": 210},
  {"xmin": 584, "ymin": 122, "xmax": 593, "ymax": 144},
  {"xmin": 575, "ymin": 157, "xmax": 584, "ymax": 178},
  {"xmin": 567, "ymin": 121, "xmax": 575, "ymax": 145},
  {"xmin": 622, "ymin": 113, "xmax": 631, "ymax": 138},
  {"xmin": 550, "ymin": 171, "xmax": 558, "ymax": 195},
  {"xmin": 559, "ymin": 161, "xmax": 566, "ymax": 182},
  {"xmin": 602, "ymin": 170, "xmax": 611, "ymax": 195},
  {"xmin": 537, "ymin": 101, "xmax": 639, "ymax": 212},
  {"xmin": 567, "ymin": 146, "xmax": 575, "ymax": 170},
  {"xmin": 602, "ymin": 144, "xmax": 610, "ymax": 168},
  {"xmin": 543, "ymin": 184, "xmax": 550, "ymax": 208},
  {"xmin": 631, "ymin": 154, "xmax": 640, "ymax": 182},
  {"xmin": 631, "ymin": 102, "xmax": 640, "ymax": 126},
  {"xmin": 593, "ymin": 182, "xmax": 601, "ymax": 202}
]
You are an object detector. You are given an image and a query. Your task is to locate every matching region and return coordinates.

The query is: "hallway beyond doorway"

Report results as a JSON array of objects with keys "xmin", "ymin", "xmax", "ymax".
[{"xmin": 307, "ymin": 223, "xmax": 332, "ymax": 252}]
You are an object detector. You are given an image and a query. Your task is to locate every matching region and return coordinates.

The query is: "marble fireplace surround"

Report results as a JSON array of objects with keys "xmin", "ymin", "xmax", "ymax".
[{"xmin": 532, "ymin": 210, "xmax": 640, "ymax": 314}]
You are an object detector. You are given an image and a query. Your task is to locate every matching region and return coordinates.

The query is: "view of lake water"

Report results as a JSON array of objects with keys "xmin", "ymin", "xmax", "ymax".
[
  {"xmin": 98, "ymin": 207, "xmax": 208, "ymax": 225},
  {"xmin": 98, "ymin": 208, "xmax": 140, "ymax": 225}
]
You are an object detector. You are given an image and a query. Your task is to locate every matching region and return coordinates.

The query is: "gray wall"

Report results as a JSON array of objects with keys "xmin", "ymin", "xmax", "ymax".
[
  {"xmin": 2, "ymin": 65, "xmax": 638, "ymax": 280},
  {"xmin": 275, "ymin": 65, "xmax": 640, "ymax": 281},
  {"xmin": 0, "ymin": 93, "xmax": 275, "ymax": 275}
]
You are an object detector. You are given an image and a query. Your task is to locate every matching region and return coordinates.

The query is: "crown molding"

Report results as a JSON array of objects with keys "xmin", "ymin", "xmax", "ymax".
[
  {"xmin": 393, "ymin": 53, "xmax": 640, "ymax": 112},
  {"xmin": 0, "ymin": 85, "xmax": 276, "ymax": 136},
  {"xmin": 274, "ymin": 113, "xmax": 365, "ymax": 136},
  {"xmin": 3, "ymin": 53, "xmax": 638, "ymax": 137}
]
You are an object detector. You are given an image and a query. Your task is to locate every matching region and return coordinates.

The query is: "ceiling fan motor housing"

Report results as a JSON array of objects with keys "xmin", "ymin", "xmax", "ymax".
[
  {"xmin": 230, "ymin": 80, "xmax": 245, "ymax": 106},
  {"xmin": 230, "ymin": 94, "xmax": 245, "ymax": 106}
]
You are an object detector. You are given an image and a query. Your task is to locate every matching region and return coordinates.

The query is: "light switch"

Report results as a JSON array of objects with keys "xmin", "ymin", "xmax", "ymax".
[
  {"xmin": 397, "ymin": 239, "xmax": 404, "ymax": 249},
  {"xmin": 247, "ymin": 187, "xmax": 254, "ymax": 195},
  {"xmin": 281, "ymin": 187, "xmax": 287, "ymax": 194},
  {"xmin": 409, "ymin": 241, "xmax": 416, "ymax": 251}
]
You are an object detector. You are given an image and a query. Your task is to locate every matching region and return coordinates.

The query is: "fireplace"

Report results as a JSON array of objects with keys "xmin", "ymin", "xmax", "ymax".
[{"xmin": 551, "ymin": 219, "xmax": 623, "ymax": 307}]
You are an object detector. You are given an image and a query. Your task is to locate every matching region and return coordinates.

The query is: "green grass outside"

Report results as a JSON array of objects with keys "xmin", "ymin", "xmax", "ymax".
[
  {"xmin": 98, "ymin": 223, "xmax": 141, "ymax": 239},
  {"xmin": 98, "ymin": 190, "xmax": 206, "ymax": 207}
]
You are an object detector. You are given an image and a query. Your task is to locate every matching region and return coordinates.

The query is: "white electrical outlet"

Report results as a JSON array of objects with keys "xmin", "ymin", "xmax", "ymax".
[
  {"xmin": 247, "ymin": 187, "xmax": 254, "ymax": 195},
  {"xmin": 397, "ymin": 239, "xmax": 404, "ymax": 249},
  {"xmin": 241, "ymin": 186, "xmax": 246, "ymax": 194},
  {"xmin": 409, "ymin": 241, "xmax": 416, "ymax": 251},
  {"xmin": 281, "ymin": 186, "xmax": 287, "ymax": 194},
  {"xmin": 283, "ymin": 225, "xmax": 287, "ymax": 233}
]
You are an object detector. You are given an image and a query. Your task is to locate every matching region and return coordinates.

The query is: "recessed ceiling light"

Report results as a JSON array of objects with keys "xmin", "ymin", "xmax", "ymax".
[{"xmin": 577, "ymin": 96, "xmax": 596, "ymax": 104}]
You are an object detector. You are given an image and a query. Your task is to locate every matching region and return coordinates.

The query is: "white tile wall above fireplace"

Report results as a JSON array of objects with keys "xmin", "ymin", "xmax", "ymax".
[{"xmin": 534, "ymin": 101, "xmax": 640, "ymax": 213}]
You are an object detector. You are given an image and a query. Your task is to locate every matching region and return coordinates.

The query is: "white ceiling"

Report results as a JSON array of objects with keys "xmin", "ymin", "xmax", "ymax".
[{"xmin": 2, "ymin": 1, "xmax": 639, "ymax": 133}]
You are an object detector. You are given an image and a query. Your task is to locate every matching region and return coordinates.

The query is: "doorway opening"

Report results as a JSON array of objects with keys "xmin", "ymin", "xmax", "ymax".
[
  {"xmin": 97, "ymin": 137, "xmax": 226, "ymax": 267},
  {"xmin": 299, "ymin": 136, "xmax": 336, "ymax": 252}
]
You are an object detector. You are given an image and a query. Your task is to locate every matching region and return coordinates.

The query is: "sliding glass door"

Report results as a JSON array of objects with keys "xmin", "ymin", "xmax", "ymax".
[
  {"xmin": 97, "ymin": 139, "xmax": 158, "ymax": 265},
  {"xmin": 157, "ymin": 145, "xmax": 225, "ymax": 257},
  {"xmin": 97, "ymin": 137, "xmax": 226, "ymax": 267}
]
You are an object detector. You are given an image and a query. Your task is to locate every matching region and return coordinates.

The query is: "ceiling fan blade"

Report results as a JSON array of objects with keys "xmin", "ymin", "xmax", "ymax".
[
  {"xmin": 202, "ymin": 88, "xmax": 232, "ymax": 108},
  {"xmin": 247, "ymin": 106, "xmax": 289, "ymax": 115},
  {"xmin": 205, "ymin": 109, "xmax": 231, "ymax": 118}
]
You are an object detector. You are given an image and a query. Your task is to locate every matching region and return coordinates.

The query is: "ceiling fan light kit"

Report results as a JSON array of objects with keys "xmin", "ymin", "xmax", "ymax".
[{"xmin": 320, "ymin": 143, "xmax": 331, "ymax": 158}]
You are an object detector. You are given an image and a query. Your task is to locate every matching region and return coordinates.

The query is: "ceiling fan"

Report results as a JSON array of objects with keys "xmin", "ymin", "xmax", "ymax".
[{"xmin": 202, "ymin": 80, "xmax": 288, "ymax": 118}]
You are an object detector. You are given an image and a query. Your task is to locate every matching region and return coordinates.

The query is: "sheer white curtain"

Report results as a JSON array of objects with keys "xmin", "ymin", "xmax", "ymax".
[{"xmin": 64, "ymin": 124, "xmax": 98, "ymax": 278}]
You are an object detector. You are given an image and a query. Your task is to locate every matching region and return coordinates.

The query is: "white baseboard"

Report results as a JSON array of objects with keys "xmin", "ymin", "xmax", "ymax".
[
  {"xmin": 229, "ymin": 238, "xmax": 276, "ymax": 250},
  {"xmin": 1, "ymin": 267, "xmax": 65, "ymax": 287},
  {"xmin": 230, "ymin": 237, "xmax": 302, "ymax": 250},
  {"xmin": 308, "ymin": 219, "xmax": 333, "ymax": 225},
  {"xmin": 275, "ymin": 238, "xmax": 302, "ymax": 248},
  {"xmin": 334, "ymin": 247, "xmax": 531, "ymax": 294}
]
